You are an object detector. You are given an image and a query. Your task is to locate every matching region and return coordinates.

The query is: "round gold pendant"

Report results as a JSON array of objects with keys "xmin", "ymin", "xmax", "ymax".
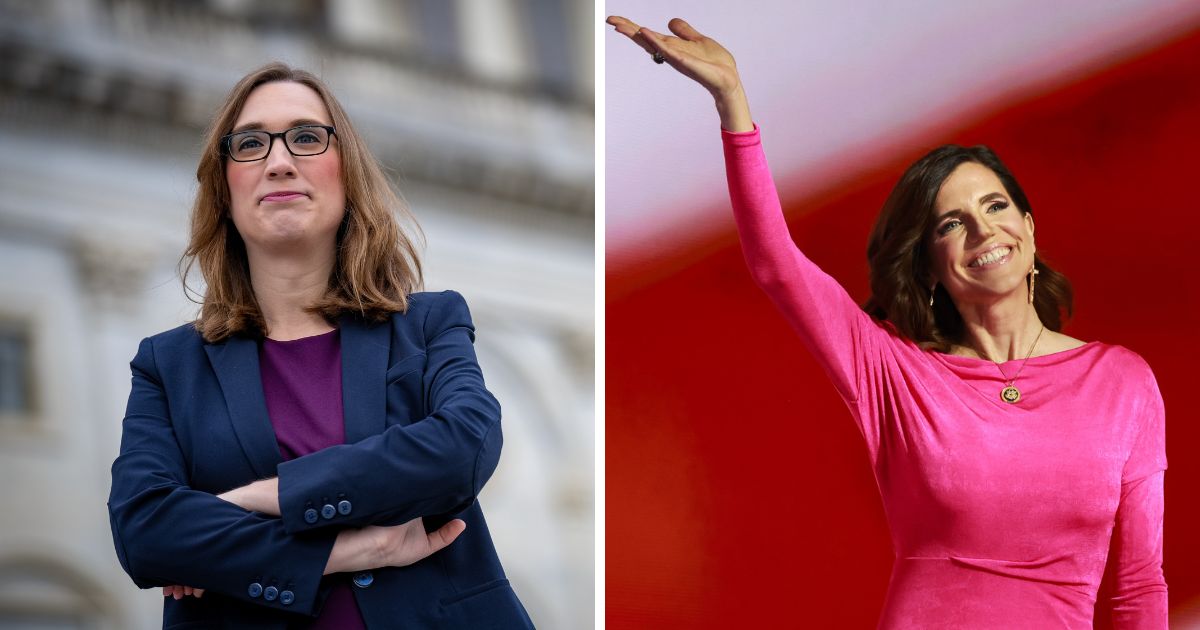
[{"xmin": 1000, "ymin": 386, "xmax": 1021, "ymax": 404}]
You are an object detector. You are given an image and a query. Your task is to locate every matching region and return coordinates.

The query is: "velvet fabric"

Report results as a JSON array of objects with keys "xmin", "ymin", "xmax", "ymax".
[{"xmin": 722, "ymin": 125, "xmax": 1167, "ymax": 628}]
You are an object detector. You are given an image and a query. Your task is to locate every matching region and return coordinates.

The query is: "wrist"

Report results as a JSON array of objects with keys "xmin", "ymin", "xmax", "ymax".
[
  {"xmin": 713, "ymin": 84, "xmax": 753, "ymax": 133},
  {"xmin": 325, "ymin": 529, "xmax": 374, "ymax": 575},
  {"xmin": 712, "ymin": 81, "xmax": 745, "ymax": 104}
]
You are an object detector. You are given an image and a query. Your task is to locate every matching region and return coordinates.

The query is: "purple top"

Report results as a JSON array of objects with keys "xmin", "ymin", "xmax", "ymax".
[{"xmin": 260, "ymin": 329, "xmax": 367, "ymax": 629}]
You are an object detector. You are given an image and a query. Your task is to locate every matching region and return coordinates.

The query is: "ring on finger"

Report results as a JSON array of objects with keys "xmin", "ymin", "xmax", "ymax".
[{"xmin": 652, "ymin": 51, "xmax": 666, "ymax": 64}]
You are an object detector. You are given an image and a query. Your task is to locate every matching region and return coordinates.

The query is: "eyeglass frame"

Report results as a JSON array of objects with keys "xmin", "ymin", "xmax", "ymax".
[{"xmin": 220, "ymin": 124, "xmax": 338, "ymax": 163}]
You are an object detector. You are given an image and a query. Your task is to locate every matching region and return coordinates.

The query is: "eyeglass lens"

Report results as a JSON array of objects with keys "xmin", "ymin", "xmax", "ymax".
[{"xmin": 228, "ymin": 126, "xmax": 331, "ymax": 161}]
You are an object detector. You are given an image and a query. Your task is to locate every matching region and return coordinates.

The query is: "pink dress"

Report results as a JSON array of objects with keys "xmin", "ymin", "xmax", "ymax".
[{"xmin": 722, "ymin": 125, "xmax": 1167, "ymax": 628}]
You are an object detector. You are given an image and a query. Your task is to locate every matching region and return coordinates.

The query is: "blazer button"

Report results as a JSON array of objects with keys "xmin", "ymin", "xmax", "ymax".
[
  {"xmin": 352, "ymin": 571, "xmax": 374, "ymax": 588},
  {"xmin": 248, "ymin": 582, "xmax": 263, "ymax": 598},
  {"xmin": 264, "ymin": 585, "xmax": 279, "ymax": 602},
  {"xmin": 279, "ymin": 589, "xmax": 295, "ymax": 606},
  {"xmin": 337, "ymin": 500, "xmax": 352, "ymax": 516},
  {"xmin": 321, "ymin": 504, "xmax": 337, "ymax": 519},
  {"xmin": 304, "ymin": 508, "xmax": 319, "ymax": 524}
]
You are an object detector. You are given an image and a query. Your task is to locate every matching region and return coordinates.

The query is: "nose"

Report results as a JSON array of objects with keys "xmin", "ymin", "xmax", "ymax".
[
  {"xmin": 969, "ymin": 213, "xmax": 997, "ymax": 243},
  {"xmin": 263, "ymin": 136, "xmax": 296, "ymax": 179}
]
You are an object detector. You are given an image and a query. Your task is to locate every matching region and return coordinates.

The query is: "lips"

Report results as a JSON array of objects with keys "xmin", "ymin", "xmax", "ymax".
[
  {"xmin": 967, "ymin": 244, "xmax": 1013, "ymax": 268},
  {"xmin": 260, "ymin": 191, "xmax": 307, "ymax": 202}
]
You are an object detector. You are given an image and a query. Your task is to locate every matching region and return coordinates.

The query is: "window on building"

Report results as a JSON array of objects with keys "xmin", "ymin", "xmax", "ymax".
[{"xmin": 0, "ymin": 320, "xmax": 33, "ymax": 418}]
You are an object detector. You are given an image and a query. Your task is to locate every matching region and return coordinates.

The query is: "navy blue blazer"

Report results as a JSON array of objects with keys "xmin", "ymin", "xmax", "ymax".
[{"xmin": 107, "ymin": 290, "xmax": 534, "ymax": 629}]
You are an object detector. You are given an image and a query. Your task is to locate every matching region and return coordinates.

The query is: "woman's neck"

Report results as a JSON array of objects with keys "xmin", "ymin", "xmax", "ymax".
[
  {"xmin": 952, "ymin": 296, "xmax": 1045, "ymax": 362},
  {"xmin": 246, "ymin": 247, "xmax": 337, "ymax": 341}
]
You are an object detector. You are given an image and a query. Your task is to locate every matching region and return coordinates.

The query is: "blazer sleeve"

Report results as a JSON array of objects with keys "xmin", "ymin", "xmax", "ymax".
[
  {"xmin": 107, "ymin": 336, "xmax": 337, "ymax": 617},
  {"xmin": 276, "ymin": 290, "xmax": 503, "ymax": 534}
]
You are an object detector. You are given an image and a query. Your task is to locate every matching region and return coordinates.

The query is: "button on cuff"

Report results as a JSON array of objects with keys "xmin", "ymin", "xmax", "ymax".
[
  {"xmin": 248, "ymin": 582, "xmax": 263, "ymax": 598},
  {"xmin": 264, "ymin": 585, "xmax": 279, "ymax": 602},
  {"xmin": 303, "ymin": 508, "xmax": 319, "ymax": 524}
]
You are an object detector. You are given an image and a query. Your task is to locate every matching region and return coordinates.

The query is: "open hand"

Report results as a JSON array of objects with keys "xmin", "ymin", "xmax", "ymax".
[{"xmin": 606, "ymin": 16, "xmax": 742, "ymax": 98}]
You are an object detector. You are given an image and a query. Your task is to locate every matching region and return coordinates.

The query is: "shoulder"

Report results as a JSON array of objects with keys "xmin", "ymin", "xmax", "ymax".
[
  {"xmin": 1075, "ymin": 340, "xmax": 1161, "ymax": 402},
  {"xmin": 128, "ymin": 321, "xmax": 208, "ymax": 377},
  {"xmin": 387, "ymin": 290, "xmax": 476, "ymax": 340},
  {"xmin": 1085, "ymin": 340, "xmax": 1154, "ymax": 373},
  {"xmin": 135, "ymin": 321, "xmax": 205, "ymax": 357},
  {"xmin": 402, "ymin": 289, "xmax": 469, "ymax": 314}
]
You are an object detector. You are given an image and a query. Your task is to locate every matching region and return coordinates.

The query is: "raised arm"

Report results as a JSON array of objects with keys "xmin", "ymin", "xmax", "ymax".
[{"xmin": 608, "ymin": 16, "xmax": 879, "ymax": 403}]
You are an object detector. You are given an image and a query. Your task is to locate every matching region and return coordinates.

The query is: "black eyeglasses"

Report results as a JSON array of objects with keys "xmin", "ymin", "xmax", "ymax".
[{"xmin": 221, "ymin": 124, "xmax": 337, "ymax": 162}]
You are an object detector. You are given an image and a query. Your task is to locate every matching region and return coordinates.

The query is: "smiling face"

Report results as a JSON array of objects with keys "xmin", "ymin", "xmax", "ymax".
[
  {"xmin": 225, "ymin": 81, "xmax": 344, "ymax": 255},
  {"xmin": 927, "ymin": 161, "xmax": 1036, "ymax": 306}
]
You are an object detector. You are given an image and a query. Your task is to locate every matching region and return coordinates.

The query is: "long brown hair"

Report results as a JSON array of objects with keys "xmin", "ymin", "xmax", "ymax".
[
  {"xmin": 862, "ymin": 145, "xmax": 1072, "ymax": 353},
  {"xmin": 180, "ymin": 62, "xmax": 423, "ymax": 343}
]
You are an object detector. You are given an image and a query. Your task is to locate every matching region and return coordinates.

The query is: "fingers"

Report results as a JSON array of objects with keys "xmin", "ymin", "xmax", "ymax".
[
  {"xmin": 667, "ymin": 18, "xmax": 705, "ymax": 42},
  {"xmin": 605, "ymin": 15, "xmax": 641, "ymax": 36},
  {"xmin": 637, "ymin": 28, "xmax": 688, "ymax": 68},
  {"xmin": 607, "ymin": 15, "xmax": 657, "ymax": 56},
  {"xmin": 163, "ymin": 585, "xmax": 203, "ymax": 599},
  {"xmin": 426, "ymin": 519, "xmax": 467, "ymax": 554}
]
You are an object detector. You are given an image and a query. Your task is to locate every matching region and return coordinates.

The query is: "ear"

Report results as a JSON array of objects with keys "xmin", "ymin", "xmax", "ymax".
[{"xmin": 921, "ymin": 266, "xmax": 939, "ymax": 291}]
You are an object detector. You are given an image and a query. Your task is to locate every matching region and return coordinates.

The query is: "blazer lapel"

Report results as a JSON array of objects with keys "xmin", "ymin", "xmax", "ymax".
[
  {"xmin": 204, "ymin": 337, "xmax": 282, "ymax": 479},
  {"xmin": 339, "ymin": 315, "xmax": 389, "ymax": 444}
]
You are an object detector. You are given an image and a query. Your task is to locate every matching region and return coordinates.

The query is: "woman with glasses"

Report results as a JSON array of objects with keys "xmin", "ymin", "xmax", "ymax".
[
  {"xmin": 107, "ymin": 63, "xmax": 534, "ymax": 628},
  {"xmin": 607, "ymin": 15, "xmax": 1167, "ymax": 628}
]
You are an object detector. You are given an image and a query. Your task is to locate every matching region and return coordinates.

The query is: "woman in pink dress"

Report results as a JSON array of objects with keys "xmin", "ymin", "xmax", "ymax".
[{"xmin": 608, "ymin": 16, "xmax": 1167, "ymax": 628}]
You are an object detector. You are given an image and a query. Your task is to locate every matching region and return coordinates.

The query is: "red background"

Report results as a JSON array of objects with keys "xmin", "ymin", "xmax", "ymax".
[{"xmin": 607, "ymin": 26, "xmax": 1200, "ymax": 628}]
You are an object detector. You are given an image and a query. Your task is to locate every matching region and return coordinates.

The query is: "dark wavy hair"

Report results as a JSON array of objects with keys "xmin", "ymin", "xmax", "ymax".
[{"xmin": 861, "ymin": 145, "xmax": 1072, "ymax": 353}]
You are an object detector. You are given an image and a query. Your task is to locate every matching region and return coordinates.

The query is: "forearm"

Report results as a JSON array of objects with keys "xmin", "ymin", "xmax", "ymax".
[
  {"xmin": 109, "ymin": 479, "xmax": 336, "ymax": 615},
  {"xmin": 277, "ymin": 402, "xmax": 501, "ymax": 533},
  {"xmin": 722, "ymin": 124, "xmax": 800, "ymax": 288},
  {"xmin": 721, "ymin": 123, "xmax": 872, "ymax": 403},
  {"xmin": 1107, "ymin": 470, "xmax": 1168, "ymax": 628},
  {"xmin": 219, "ymin": 477, "xmax": 280, "ymax": 516}
]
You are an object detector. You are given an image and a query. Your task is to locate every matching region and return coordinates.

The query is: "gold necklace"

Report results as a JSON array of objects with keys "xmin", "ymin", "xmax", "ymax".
[{"xmin": 989, "ymin": 324, "xmax": 1045, "ymax": 404}]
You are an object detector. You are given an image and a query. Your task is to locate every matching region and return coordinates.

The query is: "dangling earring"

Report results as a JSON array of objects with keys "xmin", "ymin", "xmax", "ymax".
[
  {"xmin": 1027, "ymin": 267, "xmax": 1040, "ymax": 305},
  {"xmin": 929, "ymin": 282, "xmax": 937, "ymax": 308}
]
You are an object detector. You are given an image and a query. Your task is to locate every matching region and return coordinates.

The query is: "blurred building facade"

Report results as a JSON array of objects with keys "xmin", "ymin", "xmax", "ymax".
[{"xmin": 0, "ymin": 0, "xmax": 593, "ymax": 627}]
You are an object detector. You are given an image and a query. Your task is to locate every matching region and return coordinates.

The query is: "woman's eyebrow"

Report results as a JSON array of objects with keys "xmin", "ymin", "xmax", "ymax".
[
  {"xmin": 976, "ymin": 191, "xmax": 1007, "ymax": 205},
  {"xmin": 230, "ymin": 118, "xmax": 327, "ymax": 134},
  {"xmin": 940, "ymin": 191, "xmax": 1008, "ymax": 217}
]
